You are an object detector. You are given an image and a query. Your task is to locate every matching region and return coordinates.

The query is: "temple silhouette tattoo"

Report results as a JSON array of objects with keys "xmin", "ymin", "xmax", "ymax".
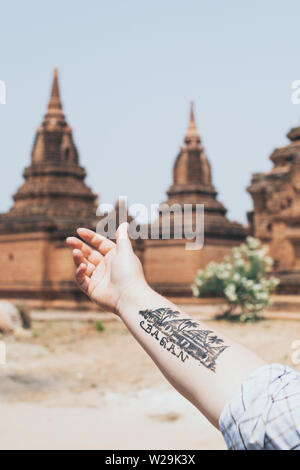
[{"xmin": 139, "ymin": 308, "xmax": 228, "ymax": 372}]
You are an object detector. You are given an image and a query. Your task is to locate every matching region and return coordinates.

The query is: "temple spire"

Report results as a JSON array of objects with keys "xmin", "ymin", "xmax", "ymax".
[
  {"xmin": 43, "ymin": 67, "xmax": 67, "ymax": 129},
  {"xmin": 184, "ymin": 100, "xmax": 201, "ymax": 146},
  {"xmin": 47, "ymin": 67, "xmax": 63, "ymax": 113}
]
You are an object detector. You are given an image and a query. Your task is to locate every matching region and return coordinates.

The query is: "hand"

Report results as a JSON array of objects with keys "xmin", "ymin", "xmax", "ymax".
[{"xmin": 66, "ymin": 223, "xmax": 147, "ymax": 314}]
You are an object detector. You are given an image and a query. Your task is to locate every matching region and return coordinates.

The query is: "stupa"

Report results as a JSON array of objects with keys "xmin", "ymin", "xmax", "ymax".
[
  {"xmin": 144, "ymin": 102, "xmax": 246, "ymax": 298},
  {"xmin": 0, "ymin": 69, "xmax": 98, "ymax": 308},
  {"xmin": 248, "ymin": 121, "xmax": 300, "ymax": 294}
]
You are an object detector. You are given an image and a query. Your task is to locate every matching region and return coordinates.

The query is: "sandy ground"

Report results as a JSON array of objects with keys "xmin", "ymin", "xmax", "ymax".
[{"xmin": 1, "ymin": 312, "xmax": 300, "ymax": 450}]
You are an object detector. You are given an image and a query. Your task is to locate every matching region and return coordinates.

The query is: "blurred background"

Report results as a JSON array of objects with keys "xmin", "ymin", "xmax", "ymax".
[
  {"xmin": 1, "ymin": 0, "xmax": 300, "ymax": 223},
  {"xmin": 1, "ymin": 0, "xmax": 300, "ymax": 450}
]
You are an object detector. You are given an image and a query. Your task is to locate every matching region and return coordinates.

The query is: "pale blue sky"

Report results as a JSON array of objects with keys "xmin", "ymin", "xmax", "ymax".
[{"xmin": 0, "ymin": 0, "xmax": 300, "ymax": 224}]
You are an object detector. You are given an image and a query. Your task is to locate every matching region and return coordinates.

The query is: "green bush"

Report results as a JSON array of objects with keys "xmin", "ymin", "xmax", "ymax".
[
  {"xmin": 95, "ymin": 321, "xmax": 105, "ymax": 332},
  {"xmin": 192, "ymin": 237, "xmax": 279, "ymax": 322}
]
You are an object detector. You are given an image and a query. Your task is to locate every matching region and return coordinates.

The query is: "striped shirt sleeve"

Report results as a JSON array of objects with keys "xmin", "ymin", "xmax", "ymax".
[{"xmin": 219, "ymin": 363, "xmax": 300, "ymax": 450}]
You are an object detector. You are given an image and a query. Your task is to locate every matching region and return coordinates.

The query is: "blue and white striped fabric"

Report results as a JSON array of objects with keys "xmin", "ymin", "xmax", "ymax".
[{"xmin": 219, "ymin": 363, "xmax": 300, "ymax": 450}]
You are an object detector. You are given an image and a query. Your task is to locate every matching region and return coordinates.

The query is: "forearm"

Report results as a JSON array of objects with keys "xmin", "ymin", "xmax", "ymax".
[{"xmin": 117, "ymin": 284, "xmax": 265, "ymax": 428}]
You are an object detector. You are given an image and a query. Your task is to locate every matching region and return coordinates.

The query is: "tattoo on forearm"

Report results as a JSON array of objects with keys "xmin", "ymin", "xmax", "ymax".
[{"xmin": 139, "ymin": 308, "xmax": 228, "ymax": 372}]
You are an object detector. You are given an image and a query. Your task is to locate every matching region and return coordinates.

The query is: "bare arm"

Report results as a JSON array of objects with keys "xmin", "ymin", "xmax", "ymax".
[{"xmin": 67, "ymin": 223, "xmax": 265, "ymax": 428}]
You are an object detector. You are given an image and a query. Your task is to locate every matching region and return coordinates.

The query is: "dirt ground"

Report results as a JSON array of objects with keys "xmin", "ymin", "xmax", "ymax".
[{"xmin": 1, "ymin": 311, "xmax": 300, "ymax": 450}]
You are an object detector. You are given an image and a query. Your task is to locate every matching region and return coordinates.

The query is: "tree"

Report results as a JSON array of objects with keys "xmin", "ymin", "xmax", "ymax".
[
  {"xmin": 192, "ymin": 237, "xmax": 279, "ymax": 322},
  {"xmin": 176, "ymin": 319, "xmax": 199, "ymax": 332}
]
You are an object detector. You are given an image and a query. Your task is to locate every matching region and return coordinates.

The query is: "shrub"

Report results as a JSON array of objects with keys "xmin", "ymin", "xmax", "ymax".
[
  {"xmin": 95, "ymin": 321, "xmax": 105, "ymax": 332},
  {"xmin": 192, "ymin": 237, "xmax": 279, "ymax": 322}
]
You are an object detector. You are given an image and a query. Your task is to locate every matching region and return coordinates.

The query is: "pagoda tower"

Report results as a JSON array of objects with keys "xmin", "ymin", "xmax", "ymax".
[
  {"xmin": 143, "ymin": 102, "xmax": 246, "ymax": 299},
  {"xmin": 0, "ymin": 69, "xmax": 98, "ymax": 308},
  {"xmin": 248, "ymin": 121, "xmax": 300, "ymax": 294},
  {"xmin": 164, "ymin": 102, "xmax": 245, "ymax": 237}
]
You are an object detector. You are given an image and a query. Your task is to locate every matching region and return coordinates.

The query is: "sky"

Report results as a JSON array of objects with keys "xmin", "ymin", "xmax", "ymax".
[{"xmin": 1, "ymin": 0, "xmax": 300, "ymax": 224}]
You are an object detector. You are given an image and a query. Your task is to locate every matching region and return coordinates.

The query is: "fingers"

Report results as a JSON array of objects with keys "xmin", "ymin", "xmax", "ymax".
[
  {"xmin": 77, "ymin": 228, "xmax": 116, "ymax": 255},
  {"xmin": 66, "ymin": 236, "xmax": 102, "ymax": 266},
  {"xmin": 75, "ymin": 261, "xmax": 90, "ymax": 293},
  {"xmin": 116, "ymin": 222, "xmax": 133, "ymax": 252},
  {"xmin": 72, "ymin": 248, "xmax": 95, "ymax": 278}
]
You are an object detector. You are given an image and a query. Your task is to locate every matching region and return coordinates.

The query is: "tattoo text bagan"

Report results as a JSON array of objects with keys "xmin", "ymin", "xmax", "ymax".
[{"xmin": 139, "ymin": 308, "xmax": 228, "ymax": 372}]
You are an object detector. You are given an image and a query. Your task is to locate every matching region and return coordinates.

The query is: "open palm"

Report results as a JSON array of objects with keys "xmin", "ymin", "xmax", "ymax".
[{"xmin": 66, "ymin": 223, "xmax": 145, "ymax": 313}]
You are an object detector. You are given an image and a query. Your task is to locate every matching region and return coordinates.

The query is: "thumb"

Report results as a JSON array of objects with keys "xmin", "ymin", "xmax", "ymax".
[{"xmin": 116, "ymin": 222, "xmax": 133, "ymax": 252}]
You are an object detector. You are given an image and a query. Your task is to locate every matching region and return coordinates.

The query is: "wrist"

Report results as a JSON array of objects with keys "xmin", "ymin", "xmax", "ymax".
[{"xmin": 116, "ymin": 280, "xmax": 154, "ymax": 318}]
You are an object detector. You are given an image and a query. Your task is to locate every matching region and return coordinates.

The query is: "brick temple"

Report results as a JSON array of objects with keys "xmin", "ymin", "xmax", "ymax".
[
  {"xmin": 0, "ymin": 69, "xmax": 98, "ymax": 308},
  {"xmin": 143, "ymin": 103, "xmax": 246, "ymax": 299},
  {"xmin": 248, "ymin": 121, "xmax": 300, "ymax": 294},
  {"xmin": 1, "ymin": 69, "xmax": 299, "ymax": 309}
]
